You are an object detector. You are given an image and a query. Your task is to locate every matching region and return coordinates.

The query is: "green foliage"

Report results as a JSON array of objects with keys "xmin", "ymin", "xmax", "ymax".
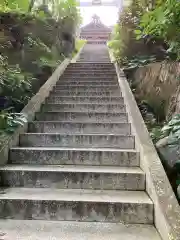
[
  {"xmin": 72, "ymin": 39, "xmax": 86, "ymax": 58},
  {"xmin": 0, "ymin": 109, "xmax": 27, "ymax": 134},
  {"xmin": 137, "ymin": 0, "xmax": 180, "ymax": 59},
  {"xmin": 0, "ymin": 57, "xmax": 33, "ymax": 110},
  {"xmin": 0, "ymin": 0, "xmax": 81, "ymax": 136},
  {"xmin": 110, "ymin": 0, "xmax": 180, "ymax": 65},
  {"xmin": 108, "ymin": 1, "xmax": 148, "ymax": 65},
  {"xmin": 0, "ymin": 0, "xmax": 30, "ymax": 12},
  {"xmin": 150, "ymin": 125, "xmax": 163, "ymax": 143},
  {"xmin": 123, "ymin": 55, "xmax": 156, "ymax": 69},
  {"xmin": 162, "ymin": 115, "xmax": 180, "ymax": 200},
  {"xmin": 35, "ymin": 57, "xmax": 61, "ymax": 68},
  {"xmin": 161, "ymin": 114, "xmax": 180, "ymax": 146}
]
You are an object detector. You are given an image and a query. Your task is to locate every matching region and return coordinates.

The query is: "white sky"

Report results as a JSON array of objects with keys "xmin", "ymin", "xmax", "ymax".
[
  {"xmin": 78, "ymin": 0, "xmax": 131, "ymax": 26},
  {"xmin": 80, "ymin": 6, "xmax": 119, "ymax": 26}
]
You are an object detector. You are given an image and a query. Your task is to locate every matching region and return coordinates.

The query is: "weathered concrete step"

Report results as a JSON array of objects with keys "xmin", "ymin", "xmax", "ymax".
[
  {"xmin": 42, "ymin": 103, "xmax": 126, "ymax": 113},
  {"xmin": 9, "ymin": 147, "xmax": 139, "ymax": 166},
  {"xmin": 35, "ymin": 112, "xmax": 128, "ymax": 123},
  {"xmin": 0, "ymin": 188, "xmax": 153, "ymax": 223},
  {"xmin": 28, "ymin": 121, "xmax": 131, "ymax": 134},
  {"xmin": 0, "ymin": 220, "xmax": 162, "ymax": 240},
  {"xmin": 77, "ymin": 61, "xmax": 111, "ymax": 63},
  {"xmin": 78, "ymin": 58, "xmax": 110, "ymax": 61},
  {"xmin": 53, "ymin": 86, "xmax": 119, "ymax": 91},
  {"xmin": 60, "ymin": 75, "xmax": 117, "ymax": 80},
  {"xmin": 65, "ymin": 67, "xmax": 115, "ymax": 71},
  {"xmin": 70, "ymin": 63, "xmax": 113, "ymax": 66},
  {"xmin": 56, "ymin": 81, "xmax": 118, "ymax": 86},
  {"xmin": 63, "ymin": 71, "xmax": 116, "ymax": 75},
  {"xmin": 77, "ymin": 60, "xmax": 111, "ymax": 63},
  {"xmin": 67, "ymin": 69, "xmax": 115, "ymax": 72},
  {"xmin": 0, "ymin": 165, "xmax": 145, "ymax": 190},
  {"xmin": 68, "ymin": 66, "xmax": 115, "ymax": 70},
  {"xmin": 46, "ymin": 96, "xmax": 124, "ymax": 104},
  {"xmin": 60, "ymin": 76, "xmax": 117, "ymax": 80},
  {"xmin": 62, "ymin": 73, "xmax": 116, "ymax": 77},
  {"xmin": 19, "ymin": 133, "xmax": 135, "ymax": 148},
  {"xmin": 55, "ymin": 83, "xmax": 118, "ymax": 88},
  {"xmin": 51, "ymin": 90, "xmax": 121, "ymax": 96},
  {"xmin": 69, "ymin": 62, "xmax": 112, "ymax": 65},
  {"xmin": 78, "ymin": 56, "xmax": 110, "ymax": 58}
]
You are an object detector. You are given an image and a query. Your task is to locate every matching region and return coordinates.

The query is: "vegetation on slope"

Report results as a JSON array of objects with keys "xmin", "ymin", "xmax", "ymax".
[
  {"xmin": 0, "ymin": 0, "xmax": 81, "ymax": 136},
  {"xmin": 109, "ymin": 0, "xmax": 180, "ymax": 201}
]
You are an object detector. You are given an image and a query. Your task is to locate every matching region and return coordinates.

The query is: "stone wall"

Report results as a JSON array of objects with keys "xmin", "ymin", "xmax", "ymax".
[{"xmin": 132, "ymin": 61, "xmax": 180, "ymax": 120}]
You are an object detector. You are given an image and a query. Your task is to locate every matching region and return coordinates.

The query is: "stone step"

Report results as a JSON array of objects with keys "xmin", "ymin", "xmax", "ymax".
[
  {"xmin": 77, "ymin": 61, "xmax": 111, "ymax": 63},
  {"xmin": 77, "ymin": 59, "xmax": 111, "ymax": 62},
  {"xmin": 35, "ymin": 112, "xmax": 128, "ymax": 123},
  {"xmin": 9, "ymin": 147, "xmax": 139, "ymax": 166},
  {"xmin": 0, "ymin": 188, "xmax": 153, "ymax": 223},
  {"xmin": 73, "ymin": 57, "xmax": 110, "ymax": 59},
  {"xmin": 62, "ymin": 73, "xmax": 116, "ymax": 77},
  {"xmin": 64, "ymin": 70, "xmax": 116, "ymax": 74},
  {"xmin": 56, "ymin": 83, "xmax": 118, "ymax": 87},
  {"xmin": 53, "ymin": 86, "xmax": 119, "ymax": 91},
  {"xmin": 0, "ymin": 165, "xmax": 145, "ymax": 190},
  {"xmin": 68, "ymin": 65, "xmax": 114, "ymax": 69},
  {"xmin": 28, "ymin": 121, "xmax": 131, "ymax": 134},
  {"xmin": 56, "ymin": 81, "xmax": 118, "ymax": 86},
  {"xmin": 51, "ymin": 90, "xmax": 121, "ymax": 96},
  {"xmin": 77, "ymin": 59, "xmax": 110, "ymax": 61},
  {"xmin": 0, "ymin": 220, "xmax": 162, "ymax": 240},
  {"xmin": 46, "ymin": 96, "xmax": 124, "ymax": 104},
  {"xmin": 41, "ymin": 103, "xmax": 126, "ymax": 113},
  {"xmin": 70, "ymin": 63, "xmax": 113, "ymax": 66},
  {"xmin": 19, "ymin": 133, "xmax": 135, "ymax": 148},
  {"xmin": 78, "ymin": 55, "xmax": 110, "ymax": 58},
  {"xmin": 67, "ymin": 68, "xmax": 115, "ymax": 72},
  {"xmin": 60, "ymin": 75, "xmax": 117, "ymax": 80},
  {"xmin": 65, "ymin": 67, "xmax": 115, "ymax": 70}
]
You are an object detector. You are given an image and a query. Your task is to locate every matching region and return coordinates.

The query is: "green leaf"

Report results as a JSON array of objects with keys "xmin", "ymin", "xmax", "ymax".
[{"xmin": 134, "ymin": 29, "xmax": 142, "ymax": 35}]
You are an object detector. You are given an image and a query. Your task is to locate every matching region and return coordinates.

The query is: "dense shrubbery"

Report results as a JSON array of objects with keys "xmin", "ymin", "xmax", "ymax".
[
  {"xmin": 0, "ymin": 0, "xmax": 81, "ymax": 136},
  {"xmin": 108, "ymin": 1, "xmax": 145, "ymax": 65},
  {"xmin": 137, "ymin": 0, "xmax": 180, "ymax": 60},
  {"xmin": 109, "ymin": 0, "xmax": 180, "ymax": 66}
]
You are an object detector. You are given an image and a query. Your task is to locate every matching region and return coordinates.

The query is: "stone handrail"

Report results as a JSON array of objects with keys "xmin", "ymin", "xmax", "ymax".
[
  {"xmin": 0, "ymin": 58, "xmax": 71, "ymax": 165},
  {"xmin": 114, "ymin": 63, "xmax": 180, "ymax": 240}
]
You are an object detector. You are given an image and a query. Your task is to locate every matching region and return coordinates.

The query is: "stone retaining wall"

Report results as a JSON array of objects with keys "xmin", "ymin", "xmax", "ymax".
[{"xmin": 133, "ymin": 61, "xmax": 180, "ymax": 120}]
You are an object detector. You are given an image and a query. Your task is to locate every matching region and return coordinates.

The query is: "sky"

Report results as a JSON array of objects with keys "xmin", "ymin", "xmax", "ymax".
[
  {"xmin": 80, "ymin": 6, "xmax": 119, "ymax": 26},
  {"xmin": 78, "ymin": 0, "xmax": 131, "ymax": 26}
]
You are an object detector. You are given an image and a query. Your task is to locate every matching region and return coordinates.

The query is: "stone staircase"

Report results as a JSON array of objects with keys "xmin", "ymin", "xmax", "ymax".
[
  {"xmin": 0, "ymin": 44, "xmax": 161, "ymax": 239},
  {"xmin": 77, "ymin": 44, "xmax": 110, "ymax": 62}
]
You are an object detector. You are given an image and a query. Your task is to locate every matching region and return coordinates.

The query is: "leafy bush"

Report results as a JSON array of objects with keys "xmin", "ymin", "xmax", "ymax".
[
  {"xmin": 159, "ymin": 114, "xmax": 180, "ymax": 200},
  {"xmin": 109, "ymin": 0, "xmax": 177, "ymax": 65},
  {"xmin": 150, "ymin": 125, "xmax": 163, "ymax": 143},
  {"xmin": 136, "ymin": 0, "xmax": 180, "ymax": 60},
  {"xmin": 0, "ymin": 0, "xmax": 81, "ymax": 136},
  {"xmin": 0, "ymin": 58, "xmax": 34, "ymax": 111},
  {"xmin": 161, "ymin": 114, "xmax": 180, "ymax": 146},
  {"xmin": 108, "ymin": 1, "xmax": 147, "ymax": 65},
  {"xmin": 0, "ymin": 109, "xmax": 27, "ymax": 135},
  {"xmin": 123, "ymin": 55, "xmax": 156, "ymax": 69}
]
